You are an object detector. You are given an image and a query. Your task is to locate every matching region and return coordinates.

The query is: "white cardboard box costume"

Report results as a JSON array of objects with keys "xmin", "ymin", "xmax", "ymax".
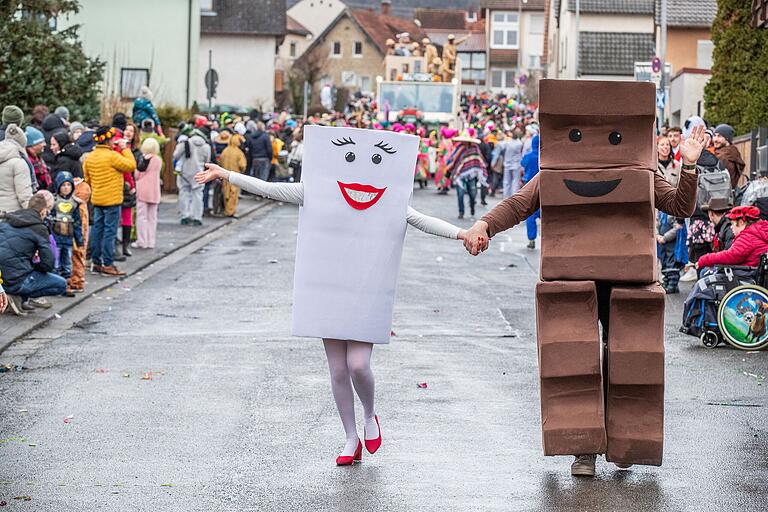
[{"xmin": 291, "ymin": 126, "xmax": 420, "ymax": 344}]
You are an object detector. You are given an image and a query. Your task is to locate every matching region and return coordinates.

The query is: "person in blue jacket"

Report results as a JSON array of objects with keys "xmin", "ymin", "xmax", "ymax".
[
  {"xmin": 132, "ymin": 86, "xmax": 163, "ymax": 137},
  {"xmin": 521, "ymin": 134, "xmax": 540, "ymax": 249}
]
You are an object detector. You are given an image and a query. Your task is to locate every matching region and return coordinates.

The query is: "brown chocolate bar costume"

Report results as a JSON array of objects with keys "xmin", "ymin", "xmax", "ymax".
[{"xmin": 482, "ymin": 80, "xmax": 697, "ymax": 466}]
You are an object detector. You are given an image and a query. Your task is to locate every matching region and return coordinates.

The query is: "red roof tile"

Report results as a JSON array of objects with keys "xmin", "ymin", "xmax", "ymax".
[
  {"xmin": 349, "ymin": 9, "xmax": 427, "ymax": 54},
  {"xmin": 287, "ymin": 15, "xmax": 311, "ymax": 36}
]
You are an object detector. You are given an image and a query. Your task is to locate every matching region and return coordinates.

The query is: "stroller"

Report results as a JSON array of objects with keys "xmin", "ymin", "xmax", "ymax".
[{"xmin": 681, "ymin": 254, "xmax": 768, "ymax": 350}]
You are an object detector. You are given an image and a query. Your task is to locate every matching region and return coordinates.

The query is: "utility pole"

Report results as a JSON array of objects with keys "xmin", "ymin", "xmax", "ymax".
[
  {"xmin": 516, "ymin": 0, "xmax": 528, "ymax": 96},
  {"xmin": 659, "ymin": 0, "xmax": 668, "ymax": 130},
  {"xmin": 303, "ymin": 81, "xmax": 309, "ymax": 121},
  {"xmin": 207, "ymin": 49, "xmax": 213, "ymax": 114},
  {"xmin": 575, "ymin": 0, "xmax": 580, "ymax": 78}
]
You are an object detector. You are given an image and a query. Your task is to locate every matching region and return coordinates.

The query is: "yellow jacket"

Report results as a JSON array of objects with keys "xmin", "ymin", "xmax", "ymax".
[{"xmin": 83, "ymin": 146, "xmax": 136, "ymax": 207}]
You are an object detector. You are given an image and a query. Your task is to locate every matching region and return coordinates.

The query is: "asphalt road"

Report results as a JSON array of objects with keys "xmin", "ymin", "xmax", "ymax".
[{"xmin": 1, "ymin": 188, "xmax": 766, "ymax": 511}]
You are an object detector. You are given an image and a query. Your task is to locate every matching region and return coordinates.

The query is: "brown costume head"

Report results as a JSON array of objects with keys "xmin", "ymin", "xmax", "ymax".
[{"xmin": 537, "ymin": 79, "xmax": 658, "ymax": 283}]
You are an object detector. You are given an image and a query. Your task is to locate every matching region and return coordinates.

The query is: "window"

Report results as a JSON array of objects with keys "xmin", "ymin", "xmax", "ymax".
[
  {"xmin": 290, "ymin": 42, "xmax": 297, "ymax": 58},
  {"xmin": 458, "ymin": 52, "xmax": 487, "ymax": 82},
  {"xmin": 490, "ymin": 68, "xmax": 515, "ymax": 90},
  {"xmin": 121, "ymin": 68, "xmax": 149, "ymax": 99},
  {"xmin": 360, "ymin": 75, "xmax": 371, "ymax": 93},
  {"xmin": 529, "ymin": 55, "xmax": 541, "ymax": 69},
  {"xmin": 466, "ymin": 11, "xmax": 477, "ymax": 22},
  {"xmin": 491, "ymin": 11, "xmax": 519, "ymax": 49},
  {"xmin": 200, "ymin": 0, "xmax": 216, "ymax": 15},
  {"xmin": 332, "ymin": 41, "xmax": 341, "ymax": 57},
  {"xmin": 354, "ymin": 41, "xmax": 363, "ymax": 57},
  {"xmin": 697, "ymin": 40, "xmax": 714, "ymax": 69},
  {"xmin": 529, "ymin": 13, "xmax": 544, "ymax": 35}
]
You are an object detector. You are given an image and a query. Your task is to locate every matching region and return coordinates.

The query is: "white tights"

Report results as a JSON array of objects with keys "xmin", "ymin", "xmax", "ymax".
[{"xmin": 323, "ymin": 339, "xmax": 379, "ymax": 456}]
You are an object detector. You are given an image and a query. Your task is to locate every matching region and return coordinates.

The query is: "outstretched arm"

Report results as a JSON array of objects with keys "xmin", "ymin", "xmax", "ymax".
[
  {"xmin": 656, "ymin": 124, "xmax": 707, "ymax": 217},
  {"xmin": 461, "ymin": 175, "xmax": 540, "ymax": 256},
  {"xmin": 196, "ymin": 163, "xmax": 304, "ymax": 205},
  {"xmin": 407, "ymin": 207, "xmax": 466, "ymax": 240}
]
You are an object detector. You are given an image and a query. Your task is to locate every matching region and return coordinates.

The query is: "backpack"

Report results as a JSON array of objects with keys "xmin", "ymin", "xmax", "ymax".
[{"xmin": 697, "ymin": 155, "xmax": 732, "ymax": 208}]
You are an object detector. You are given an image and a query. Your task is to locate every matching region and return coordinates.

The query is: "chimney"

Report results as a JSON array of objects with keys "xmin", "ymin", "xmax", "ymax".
[{"xmin": 381, "ymin": 0, "xmax": 391, "ymax": 16}]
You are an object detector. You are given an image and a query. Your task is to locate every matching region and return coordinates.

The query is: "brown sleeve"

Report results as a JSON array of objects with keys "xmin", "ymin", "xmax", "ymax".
[
  {"xmin": 654, "ymin": 169, "xmax": 697, "ymax": 218},
  {"xmin": 480, "ymin": 174, "xmax": 540, "ymax": 237}
]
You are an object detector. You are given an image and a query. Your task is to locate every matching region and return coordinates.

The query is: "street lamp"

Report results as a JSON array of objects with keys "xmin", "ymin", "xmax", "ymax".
[{"xmin": 517, "ymin": 0, "xmax": 528, "ymax": 96}]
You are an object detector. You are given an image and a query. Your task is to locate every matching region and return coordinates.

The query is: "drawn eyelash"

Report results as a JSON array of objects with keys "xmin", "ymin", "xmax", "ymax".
[
  {"xmin": 375, "ymin": 141, "xmax": 396, "ymax": 154},
  {"xmin": 332, "ymin": 137, "xmax": 355, "ymax": 146}
]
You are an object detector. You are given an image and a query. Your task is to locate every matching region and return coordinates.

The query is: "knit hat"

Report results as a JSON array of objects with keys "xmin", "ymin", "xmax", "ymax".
[
  {"xmin": 25, "ymin": 126, "xmax": 45, "ymax": 147},
  {"xmin": 69, "ymin": 121, "xmax": 84, "ymax": 137},
  {"xmin": 111, "ymin": 112, "xmax": 128, "ymax": 131},
  {"xmin": 2, "ymin": 105, "xmax": 24, "ymax": 126},
  {"xmin": 139, "ymin": 86, "xmax": 153, "ymax": 101},
  {"xmin": 715, "ymin": 124, "xmax": 735, "ymax": 144},
  {"xmin": 76, "ymin": 130, "xmax": 96, "ymax": 152},
  {"xmin": 54, "ymin": 106, "xmax": 70, "ymax": 121},
  {"xmin": 4, "ymin": 124, "xmax": 27, "ymax": 148}
]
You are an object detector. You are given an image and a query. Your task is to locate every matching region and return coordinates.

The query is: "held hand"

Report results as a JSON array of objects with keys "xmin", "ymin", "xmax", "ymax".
[
  {"xmin": 463, "ymin": 220, "xmax": 490, "ymax": 256},
  {"xmin": 0, "ymin": 292, "xmax": 7, "ymax": 314},
  {"xmin": 679, "ymin": 124, "xmax": 707, "ymax": 165},
  {"xmin": 195, "ymin": 163, "xmax": 226, "ymax": 185},
  {"xmin": 656, "ymin": 235, "xmax": 665, "ymax": 245},
  {"xmin": 457, "ymin": 229, "xmax": 467, "ymax": 241}
]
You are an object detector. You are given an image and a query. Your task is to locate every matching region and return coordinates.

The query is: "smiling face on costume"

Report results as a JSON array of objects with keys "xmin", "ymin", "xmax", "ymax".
[{"xmin": 331, "ymin": 135, "xmax": 398, "ymax": 210}]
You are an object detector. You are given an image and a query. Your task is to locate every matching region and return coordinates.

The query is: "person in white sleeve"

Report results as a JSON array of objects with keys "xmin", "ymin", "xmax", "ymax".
[{"xmin": 196, "ymin": 126, "xmax": 465, "ymax": 466}]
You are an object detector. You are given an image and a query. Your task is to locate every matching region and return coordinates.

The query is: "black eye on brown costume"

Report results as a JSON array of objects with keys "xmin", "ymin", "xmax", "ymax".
[
  {"xmin": 345, "ymin": 151, "xmax": 355, "ymax": 162},
  {"xmin": 609, "ymin": 131, "xmax": 622, "ymax": 145},
  {"xmin": 569, "ymin": 129, "xmax": 582, "ymax": 142},
  {"xmin": 372, "ymin": 153, "xmax": 382, "ymax": 164}
]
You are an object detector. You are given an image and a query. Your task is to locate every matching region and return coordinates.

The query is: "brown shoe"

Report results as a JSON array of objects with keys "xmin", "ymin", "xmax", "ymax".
[
  {"xmin": 100, "ymin": 265, "xmax": 126, "ymax": 277},
  {"xmin": 90, "ymin": 264, "xmax": 103, "ymax": 274}
]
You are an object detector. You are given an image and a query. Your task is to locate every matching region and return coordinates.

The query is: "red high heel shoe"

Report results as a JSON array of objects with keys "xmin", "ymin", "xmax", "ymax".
[
  {"xmin": 336, "ymin": 439, "xmax": 362, "ymax": 466},
  {"xmin": 364, "ymin": 415, "xmax": 382, "ymax": 454}
]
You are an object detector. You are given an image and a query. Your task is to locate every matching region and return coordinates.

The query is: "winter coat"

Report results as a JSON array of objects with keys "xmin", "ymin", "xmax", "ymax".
[
  {"xmin": 0, "ymin": 208, "xmax": 54, "ymax": 291},
  {"xmin": 521, "ymin": 135, "xmax": 540, "ymax": 184},
  {"xmin": 51, "ymin": 143, "xmax": 84, "ymax": 181},
  {"xmin": 52, "ymin": 172, "xmax": 83, "ymax": 247},
  {"xmin": 714, "ymin": 215, "xmax": 735, "ymax": 252},
  {"xmin": 716, "ymin": 144, "xmax": 747, "ymax": 189},
  {"xmin": 83, "ymin": 145, "xmax": 136, "ymax": 207},
  {"xmin": 135, "ymin": 154, "xmax": 162, "ymax": 204},
  {"xmin": 132, "ymin": 97, "xmax": 161, "ymax": 128},
  {"xmin": 41, "ymin": 114, "xmax": 66, "ymax": 166},
  {"xmin": 0, "ymin": 139, "xmax": 33, "ymax": 213},
  {"xmin": 246, "ymin": 130, "xmax": 272, "ymax": 162},
  {"xmin": 697, "ymin": 220, "xmax": 768, "ymax": 268},
  {"xmin": 172, "ymin": 134, "xmax": 211, "ymax": 180},
  {"xmin": 657, "ymin": 157, "xmax": 680, "ymax": 187}
]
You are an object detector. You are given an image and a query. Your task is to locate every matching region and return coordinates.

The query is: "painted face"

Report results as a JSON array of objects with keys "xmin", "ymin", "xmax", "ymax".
[{"xmin": 332, "ymin": 136, "xmax": 398, "ymax": 210}]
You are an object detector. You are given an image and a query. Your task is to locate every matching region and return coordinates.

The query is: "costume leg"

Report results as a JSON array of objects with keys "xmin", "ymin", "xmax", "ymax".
[
  {"xmin": 323, "ymin": 339, "xmax": 359, "ymax": 456},
  {"xmin": 605, "ymin": 284, "xmax": 665, "ymax": 466},
  {"xmin": 346, "ymin": 341, "xmax": 379, "ymax": 440},
  {"xmin": 536, "ymin": 281, "xmax": 606, "ymax": 456}
]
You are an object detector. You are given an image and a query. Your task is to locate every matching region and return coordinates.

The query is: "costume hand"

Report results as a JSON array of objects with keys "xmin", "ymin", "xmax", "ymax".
[
  {"xmin": 195, "ymin": 163, "xmax": 226, "ymax": 185},
  {"xmin": 679, "ymin": 124, "xmax": 707, "ymax": 165},
  {"xmin": 463, "ymin": 220, "xmax": 490, "ymax": 256},
  {"xmin": 0, "ymin": 292, "xmax": 7, "ymax": 314}
]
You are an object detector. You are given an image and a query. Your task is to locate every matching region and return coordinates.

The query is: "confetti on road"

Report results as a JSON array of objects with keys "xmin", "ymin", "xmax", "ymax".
[{"xmin": 417, "ymin": 382, "xmax": 428, "ymax": 389}]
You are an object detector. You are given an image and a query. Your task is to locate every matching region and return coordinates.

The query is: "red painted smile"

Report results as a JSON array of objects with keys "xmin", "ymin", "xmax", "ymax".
[{"xmin": 337, "ymin": 181, "xmax": 387, "ymax": 210}]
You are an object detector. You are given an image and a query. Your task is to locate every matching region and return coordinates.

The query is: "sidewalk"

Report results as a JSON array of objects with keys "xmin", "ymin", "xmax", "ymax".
[{"xmin": 0, "ymin": 194, "xmax": 270, "ymax": 352}]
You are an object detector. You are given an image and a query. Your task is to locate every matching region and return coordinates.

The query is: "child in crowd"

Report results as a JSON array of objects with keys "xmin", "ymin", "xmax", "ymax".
[
  {"xmin": 697, "ymin": 206, "xmax": 768, "ymax": 269},
  {"xmin": 68, "ymin": 176, "xmax": 91, "ymax": 293},
  {"xmin": 657, "ymin": 211, "xmax": 687, "ymax": 294},
  {"xmin": 51, "ymin": 172, "xmax": 83, "ymax": 296}
]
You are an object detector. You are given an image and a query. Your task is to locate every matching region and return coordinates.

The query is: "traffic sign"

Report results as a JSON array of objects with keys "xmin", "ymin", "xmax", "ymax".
[{"xmin": 656, "ymin": 90, "xmax": 666, "ymax": 109}]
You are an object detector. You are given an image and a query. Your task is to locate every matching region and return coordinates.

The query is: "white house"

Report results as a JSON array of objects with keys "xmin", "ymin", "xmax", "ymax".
[
  {"xmin": 547, "ymin": 0, "xmax": 656, "ymax": 80},
  {"xmin": 198, "ymin": 0, "xmax": 286, "ymax": 111},
  {"xmin": 287, "ymin": 0, "xmax": 346, "ymax": 49},
  {"xmin": 57, "ymin": 0, "xmax": 200, "ymax": 107},
  {"xmin": 480, "ymin": 0, "xmax": 546, "ymax": 94}
]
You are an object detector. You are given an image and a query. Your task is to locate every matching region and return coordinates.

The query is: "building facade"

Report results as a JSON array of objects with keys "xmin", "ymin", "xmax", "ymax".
[
  {"xmin": 198, "ymin": 0, "xmax": 286, "ymax": 112},
  {"xmin": 481, "ymin": 0, "xmax": 546, "ymax": 94},
  {"xmin": 57, "ymin": 0, "xmax": 201, "ymax": 108},
  {"xmin": 547, "ymin": 0, "xmax": 655, "ymax": 80}
]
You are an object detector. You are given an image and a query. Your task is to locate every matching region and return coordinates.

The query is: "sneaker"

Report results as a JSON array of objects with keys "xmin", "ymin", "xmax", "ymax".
[
  {"xmin": 90, "ymin": 264, "xmax": 103, "ymax": 274},
  {"xmin": 28, "ymin": 297, "xmax": 52, "ymax": 309},
  {"xmin": 181, "ymin": 218, "xmax": 190, "ymax": 225},
  {"xmin": 70, "ymin": 287, "xmax": 85, "ymax": 294},
  {"xmin": 571, "ymin": 454, "xmax": 597, "ymax": 477},
  {"xmin": 458, "ymin": 214, "xmax": 464, "ymax": 219},
  {"xmin": 100, "ymin": 266, "xmax": 126, "ymax": 277},
  {"xmin": 20, "ymin": 299, "xmax": 36, "ymax": 311},
  {"xmin": 527, "ymin": 240, "xmax": 536, "ymax": 249},
  {"xmin": 614, "ymin": 463, "xmax": 633, "ymax": 470},
  {"xmin": 123, "ymin": 246, "xmax": 133, "ymax": 257},
  {"xmin": 63, "ymin": 289, "xmax": 76, "ymax": 298},
  {"xmin": 7, "ymin": 295, "xmax": 28, "ymax": 316},
  {"xmin": 191, "ymin": 219, "xmax": 203, "ymax": 226},
  {"xmin": 679, "ymin": 267, "xmax": 698, "ymax": 282}
]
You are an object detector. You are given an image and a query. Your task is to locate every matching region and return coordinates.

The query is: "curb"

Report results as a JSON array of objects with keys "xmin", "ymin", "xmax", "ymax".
[{"xmin": 0, "ymin": 200, "xmax": 274, "ymax": 355}]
